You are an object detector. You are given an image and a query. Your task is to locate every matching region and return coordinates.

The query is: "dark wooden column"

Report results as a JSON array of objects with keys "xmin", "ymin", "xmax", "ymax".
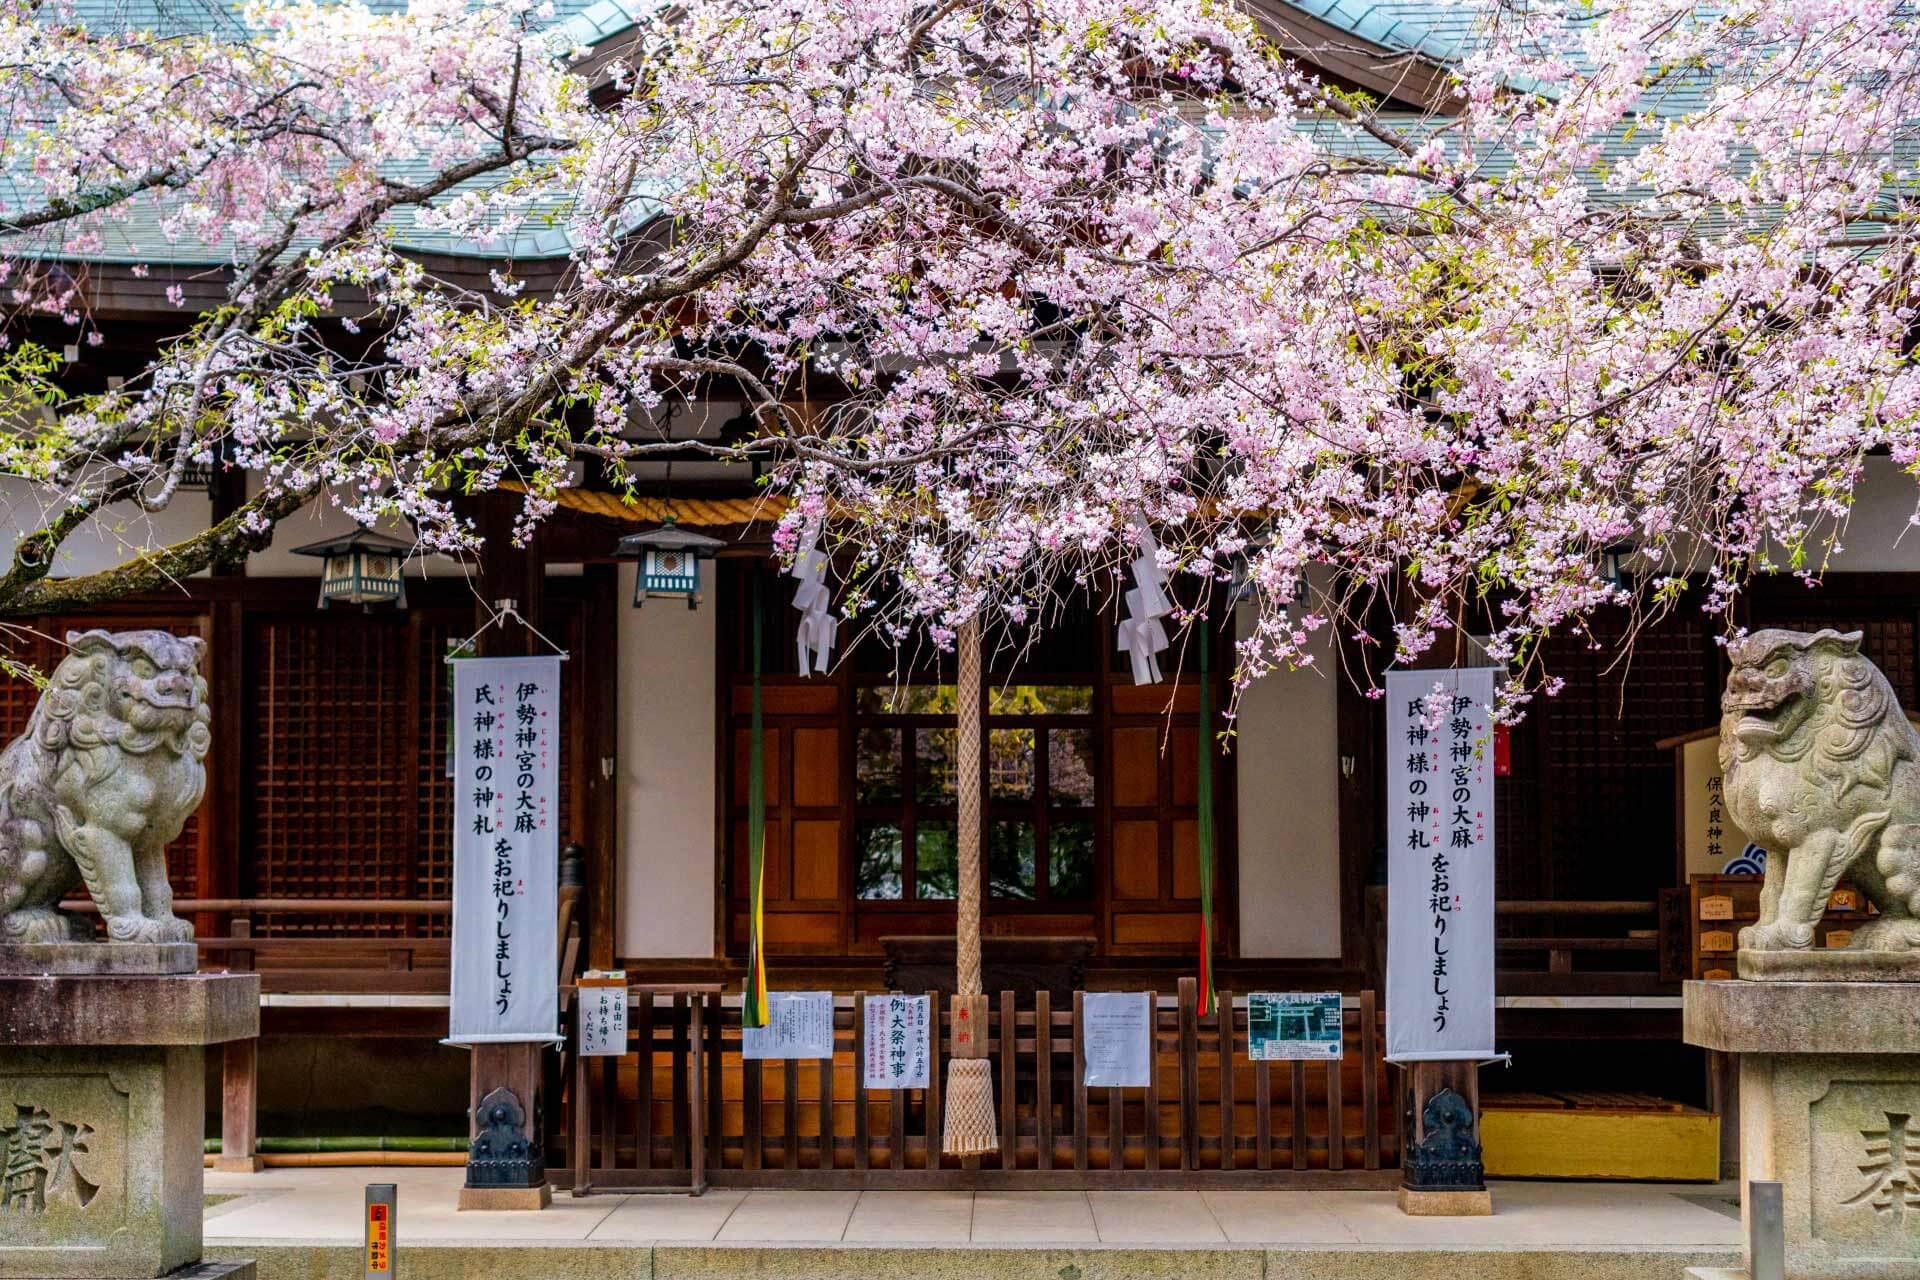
[{"xmin": 581, "ymin": 563, "xmax": 620, "ymax": 970}]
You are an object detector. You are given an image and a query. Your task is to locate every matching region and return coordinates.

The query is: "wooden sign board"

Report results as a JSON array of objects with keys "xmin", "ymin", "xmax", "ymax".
[{"xmin": 1699, "ymin": 896, "xmax": 1734, "ymax": 921}]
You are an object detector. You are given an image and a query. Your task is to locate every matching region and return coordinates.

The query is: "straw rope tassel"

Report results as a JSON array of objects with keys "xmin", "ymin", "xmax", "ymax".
[
  {"xmin": 744, "ymin": 577, "xmax": 769, "ymax": 1029},
  {"xmin": 943, "ymin": 617, "xmax": 999, "ymax": 1156}
]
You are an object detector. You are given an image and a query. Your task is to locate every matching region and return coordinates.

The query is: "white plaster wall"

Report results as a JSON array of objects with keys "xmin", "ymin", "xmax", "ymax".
[
  {"xmin": 616, "ymin": 563, "xmax": 718, "ymax": 958},
  {"xmin": 1233, "ymin": 600, "xmax": 1343, "ymax": 959},
  {"xmin": 244, "ymin": 473, "xmax": 466, "ymax": 579},
  {"xmin": 1819, "ymin": 455, "xmax": 1920, "ymax": 572},
  {"xmin": 0, "ymin": 475, "xmax": 213, "ymax": 579}
]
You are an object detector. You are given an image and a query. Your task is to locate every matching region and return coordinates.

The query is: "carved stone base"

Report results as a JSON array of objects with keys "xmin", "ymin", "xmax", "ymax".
[
  {"xmin": 0, "ymin": 1044, "xmax": 207, "ymax": 1277},
  {"xmin": 209, "ymin": 1155, "xmax": 265, "ymax": 1174},
  {"xmin": 0, "ymin": 943, "xmax": 197, "ymax": 976},
  {"xmin": 1738, "ymin": 948, "xmax": 1920, "ymax": 982},
  {"xmin": 457, "ymin": 1184, "xmax": 552, "ymax": 1212},
  {"xmin": 0, "ymin": 972, "xmax": 257, "ymax": 1280},
  {"xmin": 1685, "ymin": 981, "xmax": 1920, "ymax": 1280},
  {"xmin": 1396, "ymin": 1186, "xmax": 1493, "ymax": 1216}
]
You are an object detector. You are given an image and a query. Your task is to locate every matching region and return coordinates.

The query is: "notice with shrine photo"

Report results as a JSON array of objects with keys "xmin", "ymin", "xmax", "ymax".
[
  {"xmin": 577, "ymin": 972, "xmax": 629, "ymax": 1058},
  {"xmin": 862, "ymin": 994, "xmax": 930, "ymax": 1089},
  {"xmin": 1385, "ymin": 667, "xmax": 1498, "ymax": 1064},
  {"xmin": 447, "ymin": 655, "xmax": 563, "ymax": 1045},
  {"xmin": 1082, "ymin": 991, "xmax": 1153, "ymax": 1087},
  {"xmin": 742, "ymin": 991, "xmax": 836, "ymax": 1059},
  {"xmin": 1247, "ymin": 993, "xmax": 1344, "ymax": 1061}
]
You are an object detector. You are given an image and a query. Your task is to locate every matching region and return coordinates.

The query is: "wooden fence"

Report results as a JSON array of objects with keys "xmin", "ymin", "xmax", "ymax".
[{"xmin": 566, "ymin": 979, "xmax": 1396, "ymax": 1192}]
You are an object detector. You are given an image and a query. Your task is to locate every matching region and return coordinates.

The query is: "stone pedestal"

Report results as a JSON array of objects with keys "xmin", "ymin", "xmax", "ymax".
[
  {"xmin": 1684, "ymin": 979, "xmax": 1920, "ymax": 1280},
  {"xmin": 0, "ymin": 962, "xmax": 258, "ymax": 1279}
]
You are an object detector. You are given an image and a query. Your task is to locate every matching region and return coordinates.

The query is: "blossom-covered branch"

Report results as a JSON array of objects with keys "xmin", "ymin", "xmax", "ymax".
[{"xmin": 0, "ymin": 0, "xmax": 1915, "ymax": 715}]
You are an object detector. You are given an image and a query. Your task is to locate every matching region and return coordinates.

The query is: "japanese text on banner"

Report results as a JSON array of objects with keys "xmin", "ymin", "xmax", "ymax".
[
  {"xmin": 1385, "ymin": 667, "xmax": 1498, "ymax": 1062},
  {"xmin": 448, "ymin": 655, "xmax": 562, "ymax": 1045}
]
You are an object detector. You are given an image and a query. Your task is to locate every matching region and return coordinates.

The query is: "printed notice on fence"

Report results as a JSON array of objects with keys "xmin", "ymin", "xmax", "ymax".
[
  {"xmin": 742, "ymin": 991, "xmax": 836, "ymax": 1060},
  {"xmin": 1081, "ymin": 991, "xmax": 1153, "ymax": 1087},
  {"xmin": 1385, "ymin": 666, "xmax": 1498, "ymax": 1064},
  {"xmin": 862, "ymin": 994, "xmax": 930, "ymax": 1089},
  {"xmin": 1247, "ymin": 993, "xmax": 1344, "ymax": 1061},
  {"xmin": 577, "ymin": 972, "xmax": 628, "ymax": 1058},
  {"xmin": 448, "ymin": 654, "xmax": 562, "ymax": 1046}
]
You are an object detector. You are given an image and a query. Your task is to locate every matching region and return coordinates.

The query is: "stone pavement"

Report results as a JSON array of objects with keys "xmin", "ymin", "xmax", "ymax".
[{"xmin": 203, "ymin": 1167, "xmax": 1745, "ymax": 1279}]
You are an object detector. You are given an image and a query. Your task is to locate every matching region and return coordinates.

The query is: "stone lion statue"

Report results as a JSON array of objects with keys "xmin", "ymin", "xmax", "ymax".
[
  {"xmin": 1721, "ymin": 628, "xmax": 1920, "ymax": 954},
  {"xmin": 0, "ymin": 630, "xmax": 210, "ymax": 945}
]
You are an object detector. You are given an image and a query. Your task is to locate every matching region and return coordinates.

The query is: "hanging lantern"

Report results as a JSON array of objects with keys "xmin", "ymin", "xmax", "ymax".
[
  {"xmin": 1599, "ymin": 543, "xmax": 1636, "ymax": 591},
  {"xmin": 615, "ymin": 518, "xmax": 725, "ymax": 609},
  {"xmin": 290, "ymin": 526, "xmax": 413, "ymax": 610}
]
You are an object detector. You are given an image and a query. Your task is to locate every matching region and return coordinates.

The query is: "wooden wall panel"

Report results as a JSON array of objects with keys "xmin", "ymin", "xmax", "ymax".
[
  {"xmin": 1111, "ymin": 728, "xmax": 1160, "ymax": 807},
  {"xmin": 1112, "ymin": 822, "xmax": 1160, "ymax": 900},
  {"xmin": 791, "ymin": 728, "xmax": 839, "ymax": 807},
  {"xmin": 792, "ymin": 820, "xmax": 841, "ymax": 900}
]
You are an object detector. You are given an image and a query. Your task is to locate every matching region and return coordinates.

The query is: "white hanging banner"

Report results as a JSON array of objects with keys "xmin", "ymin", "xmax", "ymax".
[
  {"xmin": 862, "ymin": 994, "xmax": 930, "ymax": 1089},
  {"xmin": 448, "ymin": 655, "xmax": 564, "ymax": 1046},
  {"xmin": 1385, "ymin": 667, "xmax": 1499, "ymax": 1064}
]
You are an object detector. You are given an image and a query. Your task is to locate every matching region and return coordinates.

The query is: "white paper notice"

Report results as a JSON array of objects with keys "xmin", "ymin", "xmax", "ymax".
[
  {"xmin": 1385, "ymin": 666, "xmax": 1499, "ymax": 1064},
  {"xmin": 1082, "ymin": 991, "xmax": 1153, "ymax": 1087},
  {"xmin": 577, "ymin": 973, "xmax": 628, "ymax": 1058},
  {"xmin": 742, "ymin": 991, "xmax": 836, "ymax": 1060},
  {"xmin": 862, "ymin": 994, "xmax": 930, "ymax": 1089}
]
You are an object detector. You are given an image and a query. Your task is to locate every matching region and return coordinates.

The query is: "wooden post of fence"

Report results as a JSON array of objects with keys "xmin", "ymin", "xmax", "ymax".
[
  {"xmin": 744, "ymin": 1050, "xmax": 763, "ymax": 1171},
  {"xmin": 783, "ymin": 1057, "xmax": 800, "ymax": 1172},
  {"xmin": 1255, "ymin": 1055, "xmax": 1272, "ymax": 1170},
  {"xmin": 572, "ymin": 1043, "xmax": 592, "ymax": 1195},
  {"xmin": 1291, "ymin": 1061, "xmax": 1309, "ymax": 1171},
  {"xmin": 1178, "ymin": 979, "xmax": 1200, "ymax": 1171},
  {"xmin": 854, "ymin": 993, "xmax": 870, "ymax": 1172},
  {"xmin": 672, "ymin": 994, "xmax": 690, "ymax": 1171},
  {"xmin": 599, "ymin": 1018, "xmax": 619, "ymax": 1173},
  {"xmin": 926, "ymin": 987, "xmax": 944, "ymax": 1169},
  {"xmin": 1217, "ymin": 990, "xmax": 1236, "ymax": 1173},
  {"xmin": 999, "ymin": 990, "xmax": 1016, "ymax": 1171},
  {"xmin": 1327, "ymin": 1015, "xmax": 1345, "ymax": 1172},
  {"xmin": 1361, "ymin": 990, "xmax": 1380, "ymax": 1170},
  {"xmin": 1035, "ymin": 990, "xmax": 1053, "ymax": 1171},
  {"xmin": 1071, "ymin": 991, "xmax": 1088, "ymax": 1172},
  {"xmin": 819, "ymin": 1005, "xmax": 836, "ymax": 1172},
  {"xmin": 1143, "ymin": 996, "xmax": 1160, "ymax": 1173},
  {"xmin": 689, "ymin": 994, "xmax": 707, "ymax": 1193},
  {"xmin": 706, "ymin": 993, "xmax": 723, "ymax": 1174},
  {"xmin": 635, "ymin": 997, "xmax": 654, "ymax": 1170}
]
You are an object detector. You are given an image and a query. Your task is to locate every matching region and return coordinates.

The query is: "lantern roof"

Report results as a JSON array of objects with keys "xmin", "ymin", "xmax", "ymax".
[
  {"xmin": 613, "ymin": 518, "xmax": 727, "ymax": 558},
  {"xmin": 289, "ymin": 526, "xmax": 417, "ymax": 559}
]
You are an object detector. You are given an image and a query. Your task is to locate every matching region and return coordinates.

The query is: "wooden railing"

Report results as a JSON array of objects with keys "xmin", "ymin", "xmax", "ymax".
[
  {"xmin": 1492, "ymin": 900, "xmax": 1661, "ymax": 977},
  {"xmin": 1361, "ymin": 890, "xmax": 1667, "ymax": 990},
  {"xmin": 185, "ymin": 898, "xmax": 454, "ymax": 994},
  {"xmin": 566, "ymin": 979, "xmax": 1396, "ymax": 1192}
]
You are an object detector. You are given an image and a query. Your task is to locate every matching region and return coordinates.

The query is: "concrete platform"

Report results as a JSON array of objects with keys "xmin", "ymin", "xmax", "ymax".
[{"xmin": 203, "ymin": 1167, "xmax": 1744, "ymax": 1280}]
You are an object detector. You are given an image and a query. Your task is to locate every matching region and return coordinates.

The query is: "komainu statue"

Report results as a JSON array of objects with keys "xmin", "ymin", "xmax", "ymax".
[
  {"xmin": 1722, "ymin": 628, "xmax": 1920, "ymax": 957},
  {"xmin": 0, "ymin": 630, "xmax": 210, "ymax": 945}
]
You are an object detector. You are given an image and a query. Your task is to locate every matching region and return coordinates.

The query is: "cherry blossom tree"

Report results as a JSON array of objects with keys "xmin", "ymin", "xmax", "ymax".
[{"xmin": 0, "ymin": 0, "xmax": 1916, "ymax": 712}]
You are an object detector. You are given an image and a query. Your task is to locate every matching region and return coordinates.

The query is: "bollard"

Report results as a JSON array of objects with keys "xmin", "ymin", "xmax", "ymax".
[
  {"xmin": 366, "ymin": 1183, "xmax": 397, "ymax": 1280},
  {"xmin": 1748, "ymin": 1179, "xmax": 1784, "ymax": 1280}
]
